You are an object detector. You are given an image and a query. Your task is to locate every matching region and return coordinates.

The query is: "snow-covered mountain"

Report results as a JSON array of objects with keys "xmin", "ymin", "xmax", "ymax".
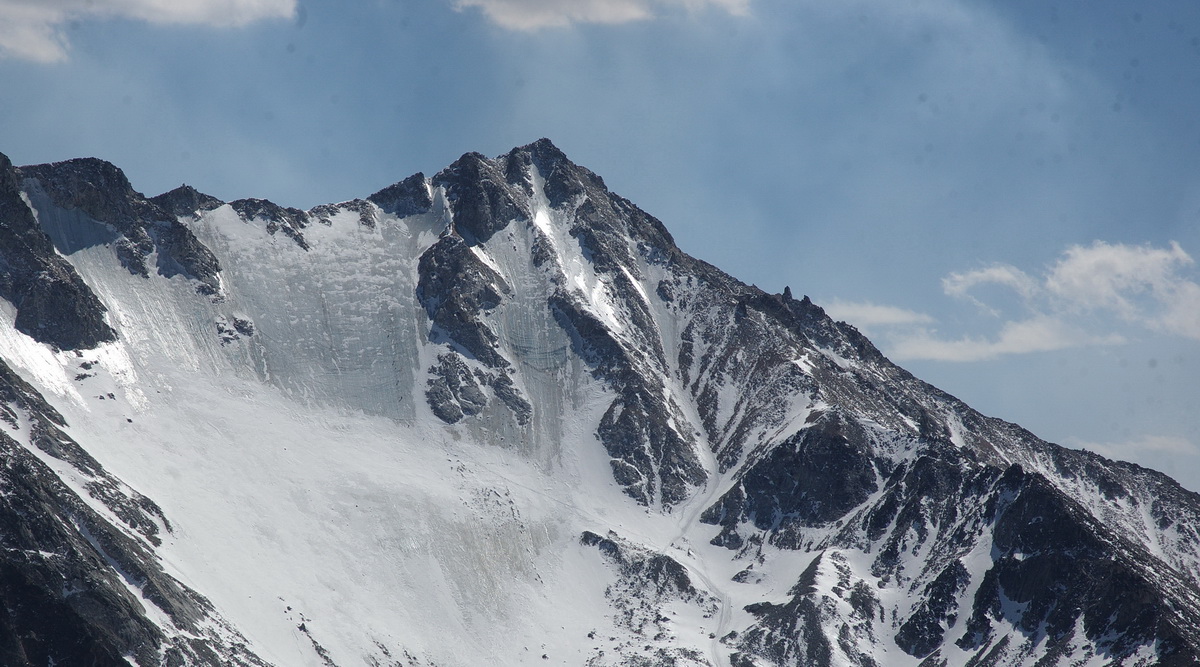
[{"xmin": 0, "ymin": 140, "xmax": 1198, "ymax": 666}]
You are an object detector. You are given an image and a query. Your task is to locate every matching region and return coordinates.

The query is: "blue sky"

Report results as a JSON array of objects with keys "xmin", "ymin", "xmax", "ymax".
[{"xmin": 2, "ymin": 0, "xmax": 1200, "ymax": 489}]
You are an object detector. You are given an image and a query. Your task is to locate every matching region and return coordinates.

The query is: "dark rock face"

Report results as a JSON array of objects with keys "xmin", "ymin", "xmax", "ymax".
[
  {"xmin": 549, "ymin": 285, "xmax": 706, "ymax": 507},
  {"xmin": 150, "ymin": 184, "xmax": 224, "ymax": 218},
  {"xmin": 21, "ymin": 158, "xmax": 155, "ymax": 238},
  {"xmin": 367, "ymin": 172, "xmax": 432, "ymax": 218},
  {"xmin": 582, "ymin": 531, "xmax": 701, "ymax": 599},
  {"xmin": 497, "ymin": 140, "xmax": 707, "ymax": 507},
  {"xmin": 21, "ymin": 158, "xmax": 222, "ymax": 295},
  {"xmin": 425, "ymin": 353, "xmax": 490, "ymax": 423},
  {"xmin": 433, "ymin": 152, "xmax": 529, "ymax": 245},
  {"xmin": 895, "ymin": 561, "xmax": 969, "ymax": 657},
  {"xmin": 310, "ymin": 199, "xmax": 377, "ymax": 228},
  {"xmin": 216, "ymin": 315, "xmax": 255, "ymax": 346},
  {"xmin": 229, "ymin": 198, "xmax": 311, "ymax": 250},
  {"xmin": 595, "ymin": 382, "xmax": 706, "ymax": 506},
  {"xmin": 947, "ymin": 466, "xmax": 1200, "ymax": 666},
  {"xmin": 417, "ymin": 235, "xmax": 509, "ymax": 368},
  {"xmin": 150, "ymin": 216, "xmax": 223, "ymax": 294},
  {"xmin": 712, "ymin": 428, "xmax": 1200, "ymax": 665},
  {"xmin": 488, "ymin": 370, "xmax": 532, "ymax": 425},
  {"xmin": 0, "ymin": 360, "xmax": 268, "ymax": 666},
  {"xmin": 0, "ymin": 361, "xmax": 169, "ymax": 546},
  {"xmin": 410, "ymin": 140, "xmax": 708, "ymax": 507},
  {"xmin": 702, "ymin": 411, "xmax": 879, "ymax": 546},
  {"xmin": 0, "ymin": 153, "xmax": 115, "ymax": 350}
]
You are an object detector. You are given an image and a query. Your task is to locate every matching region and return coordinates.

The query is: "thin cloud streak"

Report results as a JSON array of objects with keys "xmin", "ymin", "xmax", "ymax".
[
  {"xmin": 888, "ymin": 316, "xmax": 1123, "ymax": 362},
  {"xmin": 943, "ymin": 264, "xmax": 1039, "ymax": 316},
  {"xmin": 0, "ymin": 0, "xmax": 295, "ymax": 62},
  {"xmin": 824, "ymin": 300, "xmax": 934, "ymax": 328},
  {"xmin": 451, "ymin": 0, "xmax": 748, "ymax": 30},
  {"xmin": 1067, "ymin": 434, "xmax": 1200, "ymax": 462}
]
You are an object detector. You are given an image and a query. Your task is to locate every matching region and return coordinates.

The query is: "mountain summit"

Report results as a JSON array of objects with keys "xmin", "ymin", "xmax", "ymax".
[{"xmin": 0, "ymin": 140, "xmax": 1196, "ymax": 666}]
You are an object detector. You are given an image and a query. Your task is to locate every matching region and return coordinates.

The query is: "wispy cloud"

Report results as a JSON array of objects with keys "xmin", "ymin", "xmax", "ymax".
[
  {"xmin": 824, "ymin": 300, "xmax": 933, "ymax": 328},
  {"xmin": 1045, "ymin": 241, "xmax": 1200, "ymax": 339},
  {"xmin": 887, "ymin": 316, "xmax": 1123, "ymax": 363},
  {"xmin": 1067, "ymin": 434, "xmax": 1200, "ymax": 461},
  {"xmin": 0, "ymin": 0, "xmax": 295, "ymax": 62},
  {"xmin": 830, "ymin": 241, "xmax": 1200, "ymax": 362},
  {"xmin": 942, "ymin": 264, "xmax": 1039, "ymax": 316},
  {"xmin": 450, "ymin": 0, "xmax": 748, "ymax": 30}
]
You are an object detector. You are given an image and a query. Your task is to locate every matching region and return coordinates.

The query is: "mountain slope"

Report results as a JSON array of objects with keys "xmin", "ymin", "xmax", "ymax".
[{"xmin": 0, "ymin": 140, "xmax": 1195, "ymax": 666}]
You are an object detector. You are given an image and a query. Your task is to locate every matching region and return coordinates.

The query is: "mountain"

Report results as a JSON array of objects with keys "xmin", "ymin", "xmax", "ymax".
[{"xmin": 0, "ymin": 139, "xmax": 1196, "ymax": 666}]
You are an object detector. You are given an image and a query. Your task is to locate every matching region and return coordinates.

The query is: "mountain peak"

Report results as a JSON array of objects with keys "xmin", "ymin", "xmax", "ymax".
[
  {"xmin": 0, "ymin": 153, "xmax": 115, "ymax": 349},
  {"xmin": 150, "ymin": 184, "xmax": 224, "ymax": 218},
  {"xmin": 20, "ymin": 157, "xmax": 156, "ymax": 228},
  {"xmin": 366, "ymin": 172, "xmax": 431, "ymax": 217},
  {"xmin": 0, "ymin": 142, "xmax": 1198, "ymax": 666},
  {"xmin": 510, "ymin": 137, "xmax": 570, "ymax": 174},
  {"xmin": 433, "ymin": 149, "xmax": 531, "ymax": 245},
  {"xmin": 20, "ymin": 158, "xmax": 222, "ymax": 295}
]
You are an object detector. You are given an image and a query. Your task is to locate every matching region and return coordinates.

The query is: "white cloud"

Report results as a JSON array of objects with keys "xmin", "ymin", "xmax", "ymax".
[
  {"xmin": 451, "ymin": 0, "xmax": 747, "ymax": 30},
  {"xmin": 888, "ymin": 315, "xmax": 1121, "ymax": 362},
  {"xmin": 1067, "ymin": 434, "xmax": 1199, "ymax": 461},
  {"xmin": 824, "ymin": 299, "xmax": 933, "ymax": 328},
  {"xmin": 1046, "ymin": 241, "xmax": 1191, "ymax": 312},
  {"xmin": 0, "ymin": 6, "xmax": 69, "ymax": 63},
  {"xmin": 1156, "ymin": 280, "xmax": 1200, "ymax": 341},
  {"xmin": 1045, "ymin": 241, "xmax": 1200, "ymax": 339},
  {"xmin": 832, "ymin": 241, "xmax": 1200, "ymax": 362},
  {"xmin": 943, "ymin": 264, "xmax": 1039, "ymax": 302},
  {"xmin": 0, "ymin": 0, "xmax": 294, "ymax": 62},
  {"xmin": 941, "ymin": 264, "xmax": 1040, "ymax": 317}
]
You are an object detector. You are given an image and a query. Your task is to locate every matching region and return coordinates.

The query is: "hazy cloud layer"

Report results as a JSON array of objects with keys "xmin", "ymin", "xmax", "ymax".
[
  {"xmin": 0, "ymin": 0, "xmax": 294, "ymax": 62},
  {"xmin": 1046, "ymin": 241, "xmax": 1200, "ymax": 339},
  {"xmin": 831, "ymin": 241, "xmax": 1200, "ymax": 362},
  {"xmin": 451, "ymin": 0, "xmax": 748, "ymax": 30},
  {"xmin": 887, "ymin": 316, "xmax": 1123, "ymax": 363},
  {"xmin": 823, "ymin": 300, "xmax": 933, "ymax": 328},
  {"xmin": 1067, "ymin": 434, "xmax": 1200, "ymax": 462}
]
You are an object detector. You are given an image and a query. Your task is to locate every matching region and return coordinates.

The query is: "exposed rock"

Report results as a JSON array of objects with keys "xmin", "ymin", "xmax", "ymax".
[
  {"xmin": 229, "ymin": 198, "xmax": 311, "ymax": 250},
  {"xmin": 310, "ymin": 199, "xmax": 377, "ymax": 228},
  {"xmin": 22, "ymin": 158, "xmax": 222, "ymax": 294},
  {"xmin": 702, "ymin": 410, "xmax": 879, "ymax": 548},
  {"xmin": 433, "ymin": 152, "xmax": 529, "ymax": 244},
  {"xmin": 367, "ymin": 172, "xmax": 432, "ymax": 218},
  {"xmin": 582, "ymin": 530, "xmax": 719, "ymax": 666},
  {"xmin": 149, "ymin": 184, "xmax": 224, "ymax": 218},
  {"xmin": 426, "ymin": 353, "xmax": 489, "ymax": 424},
  {"xmin": 417, "ymin": 235, "xmax": 510, "ymax": 368},
  {"xmin": 0, "ymin": 153, "xmax": 115, "ymax": 350}
]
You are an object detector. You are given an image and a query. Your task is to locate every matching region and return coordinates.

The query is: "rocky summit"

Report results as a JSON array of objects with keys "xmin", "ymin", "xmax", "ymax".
[{"xmin": 0, "ymin": 139, "xmax": 1196, "ymax": 666}]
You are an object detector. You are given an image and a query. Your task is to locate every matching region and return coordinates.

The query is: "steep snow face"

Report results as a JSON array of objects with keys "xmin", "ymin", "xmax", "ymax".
[{"xmin": 3, "ymin": 139, "xmax": 1200, "ymax": 667}]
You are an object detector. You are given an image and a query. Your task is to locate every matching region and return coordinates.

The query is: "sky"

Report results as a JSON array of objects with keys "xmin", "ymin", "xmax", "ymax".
[{"xmin": 1, "ymin": 0, "xmax": 1199, "ymax": 490}]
